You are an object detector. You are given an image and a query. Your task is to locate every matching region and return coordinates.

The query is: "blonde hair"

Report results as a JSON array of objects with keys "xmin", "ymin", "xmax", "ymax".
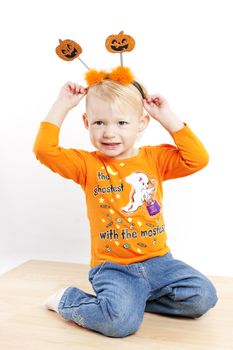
[{"xmin": 86, "ymin": 79, "xmax": 148, "ymax": 118}]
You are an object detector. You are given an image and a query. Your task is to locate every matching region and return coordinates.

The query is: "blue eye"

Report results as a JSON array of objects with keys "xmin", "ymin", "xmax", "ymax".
[
  {"xmin": 94, "ymin": 121, "xmax": 103, "ymax": 126},
  {"xmin": 118, "ymin": 121, "xmax": 128, "ymax": 126}
]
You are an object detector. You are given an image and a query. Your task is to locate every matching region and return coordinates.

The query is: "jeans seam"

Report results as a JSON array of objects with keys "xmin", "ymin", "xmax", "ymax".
[
  {"xmin": 91, "ymin": 261, "xmax": 108, "ymax": 284},
  {"xmin": 138, "ymin": 265, "xmax": 151, "ymax": 295}
]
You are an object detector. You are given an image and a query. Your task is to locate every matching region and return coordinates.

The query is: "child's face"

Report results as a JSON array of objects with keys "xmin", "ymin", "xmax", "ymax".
[{"xmin": 83, "ymin": 94, "xmax": 149, "ymax": 159}]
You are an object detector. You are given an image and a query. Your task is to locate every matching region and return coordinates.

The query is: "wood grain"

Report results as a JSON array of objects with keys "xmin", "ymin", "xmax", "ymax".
[{"xmin": 0, "ymin": 260, "xmax": 232, "ymax": 350}]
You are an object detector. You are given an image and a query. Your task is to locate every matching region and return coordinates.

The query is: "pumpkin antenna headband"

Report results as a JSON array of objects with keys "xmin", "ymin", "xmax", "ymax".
[{"xmin": 55, "ymin": 31, "xmax": 145, "ymax": 98}]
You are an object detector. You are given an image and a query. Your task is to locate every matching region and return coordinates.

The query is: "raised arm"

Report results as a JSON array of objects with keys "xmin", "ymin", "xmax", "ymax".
[
  {"xmin": 143, "ymin": 93, "xmax": 209, "ymax": 180},
  {"xmin": 44, "ymin": 81, "xmax": 88, "ymax": 127},
  {"xmin": 33, "ymin": 82, "xmax": 89, "ymax": 185}
]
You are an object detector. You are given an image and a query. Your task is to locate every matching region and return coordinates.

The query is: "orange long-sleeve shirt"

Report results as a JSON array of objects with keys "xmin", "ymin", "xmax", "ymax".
[{"xmin": 33, "ymin": 121, "xmax": 209, "ymax": 267}]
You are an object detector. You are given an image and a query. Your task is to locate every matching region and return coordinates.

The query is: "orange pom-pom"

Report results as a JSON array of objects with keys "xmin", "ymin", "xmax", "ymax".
[
  {"xmin": 84, "ymin": 66, "xmax": 135, "ymax": 86},
  {"xmin": 108, "ymin": 66, "xmax": 135, "ymax": 84},
  {"xmin": 85, "ymin": 69, "xmax": 108, "ymax": 86}
]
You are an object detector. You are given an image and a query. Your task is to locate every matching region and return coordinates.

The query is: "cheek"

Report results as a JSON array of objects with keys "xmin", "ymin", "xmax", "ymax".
[
  {"xmin": 121, "ymin": 129, "xmax": 138, "ymax": 142},
  {"xmin": 89, "ymin": 128, "xmax": 102, "ymax": 139},
  {"xmin": 89, "ymin": 132, "xmax": 98, "ymax": 146},
  {"xmin": 127, "ymin": 124, "xmax": 140, "ymax": 134}
]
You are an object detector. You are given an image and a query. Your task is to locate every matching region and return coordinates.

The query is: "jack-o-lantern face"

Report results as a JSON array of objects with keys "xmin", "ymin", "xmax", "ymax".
[
  {"xmin": 55, "ymin": 39, "xmax": 82, "ymax": 61},
  {"xmin": 105, "ymin": 31, "xmax": 135, "ymax": 53}
]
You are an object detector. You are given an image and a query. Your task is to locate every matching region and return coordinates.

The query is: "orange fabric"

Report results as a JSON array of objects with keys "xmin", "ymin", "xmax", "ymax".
[
  {"xmin": 85, "ymin": 66, "xmax": 135, "ymax": 86},
  {"xmin": 33, "ymin": 121, "xmax": 209, "ymax": 267}
]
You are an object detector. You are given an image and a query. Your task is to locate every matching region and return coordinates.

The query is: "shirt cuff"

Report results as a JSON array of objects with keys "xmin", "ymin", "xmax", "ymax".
[{"xmin": 40, "ymin": 121, "xmax": 60, "ymax": 130}]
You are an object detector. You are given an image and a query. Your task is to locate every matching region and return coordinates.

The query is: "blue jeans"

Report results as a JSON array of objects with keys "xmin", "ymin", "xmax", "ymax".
[{"xmin": 58, "ymin": 253, "xmax": 218, "ymax": 338}]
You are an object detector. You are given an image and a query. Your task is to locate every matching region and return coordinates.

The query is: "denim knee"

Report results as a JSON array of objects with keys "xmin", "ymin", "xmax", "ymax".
[
  {"xmin": 102, "ymin": 320, "xmax": 141, "ymax": 338},
  {"xmin": 101, "ymin": 313, "xmax": 142, "ymax": 338},
  {"xmin": 190, "ymin": 279, "xmax": 218, "ymax": 318}
]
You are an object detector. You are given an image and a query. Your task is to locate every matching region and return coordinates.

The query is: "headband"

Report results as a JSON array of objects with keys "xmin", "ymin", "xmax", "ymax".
[{"xmin": 55, "ymin": 31, "xmax": 145, "ymax": 99}]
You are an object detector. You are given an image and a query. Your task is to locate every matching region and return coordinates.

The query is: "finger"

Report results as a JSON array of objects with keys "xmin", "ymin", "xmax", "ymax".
[
  {"xmin": 144, "ymin": 95, "xmax": 152, "ymax": 102},
  {"xmin": 143, "ymin": 100, "xmax": 156, "ymax": 108},
  {"xmin": 80, "ymin": 86, "xmax": 87, "ymax": 94},
  {"xmin": 144, "ymin": 98, "xmax": 155, "ymax": 105},
  {"xmin": 66, "ymin": 81, "xmax": 75, "ymax": 89},
  {"xmin": 143, "ymin": 100, "xmax": 160, "ymax": 111},
  {"xmin": 149, "ymin": 97, "xmax": 162, "ymax": 107},
  {"xmin": 73, "ymin": 84, "xmax": 87, "ymax": 95},
  {"xmin": 143, "ymin": 98, "xmax": 152, "ymax": 105},
  {"xmin": 66, "ymin": 82, "xmax": 81, "ymax": 94},
  {"xmin": 145, "ymin": 98, "xmax": 158, "ymax": 105},
  {"xmin": 70, "ymin": 83, "xmax": 79, "ymax": 93},
  {"xmin": 143, "ymin": 99, "xmax": 151, "ymax": 106},
  {"xmin": 68, "ymin": 83, "xmax": 76, "ymax": 93},
  {"xmin": 74, "ymin": 85, "xmax": 84, "ymax": 95},
  {"xmin": 73, "ymin": 85, "xmax": 80, "ymax": 94},
  {"xmin": 147, "ymin": 94, "xmax": 163, "ymax": 103},
  {"xmin": 150, "ymin": 97, "xmax": 161, "ymax": 103},
  {"xmin": 143, "ymin": 98, "xmax": 154, "ymax": 105}
]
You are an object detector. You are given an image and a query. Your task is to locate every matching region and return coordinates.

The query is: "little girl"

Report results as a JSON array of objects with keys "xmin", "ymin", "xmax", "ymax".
[{"xmin": 33, "ymin": 68, "xmax": 218, "ymax": 338}]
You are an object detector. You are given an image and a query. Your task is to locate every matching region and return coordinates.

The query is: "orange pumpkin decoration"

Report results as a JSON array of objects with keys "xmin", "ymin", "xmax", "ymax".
[
  {"xmin": 105, "ymin": 31, "xmax": 135, "ymax": 53},
  {"xmin": 55, "ymin": 39, "xmax": 82, "ymax": 61}
]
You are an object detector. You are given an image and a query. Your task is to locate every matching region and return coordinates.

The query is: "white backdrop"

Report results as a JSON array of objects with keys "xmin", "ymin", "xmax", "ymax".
[{"xmin": 0, "ymin": 0, "xmax": 232, "ymax": 276}]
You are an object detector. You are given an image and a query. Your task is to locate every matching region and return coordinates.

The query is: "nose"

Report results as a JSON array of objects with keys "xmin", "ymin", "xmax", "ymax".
[{"xmin": 103, "ymin": 125, "xmax": 116, "ymax": 139}]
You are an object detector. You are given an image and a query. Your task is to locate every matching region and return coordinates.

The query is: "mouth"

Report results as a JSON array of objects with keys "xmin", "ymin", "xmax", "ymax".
[
  {"xmin": 110, "ymin": 44, "xmax": 129, "ymax": 52},
  {"xmin": 101, "ymin": 142, "xmax": 121, "ymax": 149},
  {"xmin": 63, "ymin": 48, "xmax": 77, "ymax": 58}
]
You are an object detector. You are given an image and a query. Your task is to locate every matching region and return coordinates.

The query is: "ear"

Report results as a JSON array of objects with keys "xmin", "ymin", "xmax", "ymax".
[
  {"xmin": 138, "ymin": 114, "xmax": 150, "ymax": 132},
  {"xmin": 82, "ymin": 113, "xmax": 89, "ymax": 130}
]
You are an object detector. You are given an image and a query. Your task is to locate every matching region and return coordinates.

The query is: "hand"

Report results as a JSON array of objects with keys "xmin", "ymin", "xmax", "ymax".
[
  {"xmin": 143, "ymin": 94, "xmax": 185, "ymax": 133},
  {"xmin": 56, "ymin": 81, "xmax": 88, "ymax": 111},
  {"xmin": 143, "ymin": 94, "xmax": 172, "ymax": 122}
]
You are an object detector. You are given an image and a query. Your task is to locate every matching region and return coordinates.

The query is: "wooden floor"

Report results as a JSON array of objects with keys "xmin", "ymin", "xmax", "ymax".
[{"xmin": 0, "ymin": 260, "xmax": 232, "ymax": 350}]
